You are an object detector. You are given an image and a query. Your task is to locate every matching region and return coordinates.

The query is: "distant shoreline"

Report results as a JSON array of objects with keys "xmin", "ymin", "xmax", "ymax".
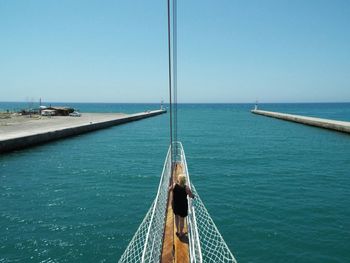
[{"xmin": 1, "ymin": 101, "xmax": 349, "ymax": 105}]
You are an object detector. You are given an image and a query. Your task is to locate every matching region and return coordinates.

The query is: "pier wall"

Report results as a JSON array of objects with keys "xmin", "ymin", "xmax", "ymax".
[
  {"xmin": 251, "ymin": 109, "xmax": 350, "ymax": 134},
  {"xmin": 0, "ymin": 110, "xmax": 166, "ymax": 154}
]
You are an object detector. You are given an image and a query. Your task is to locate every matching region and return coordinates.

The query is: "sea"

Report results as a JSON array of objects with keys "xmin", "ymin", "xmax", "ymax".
[{"xmin": 1, "ymin": 102, "xmax": 349, "ymax": 263}]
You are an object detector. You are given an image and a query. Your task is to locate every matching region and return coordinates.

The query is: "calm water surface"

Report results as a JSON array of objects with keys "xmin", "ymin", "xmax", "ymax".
[{"xmin": 1, "ymin": 103, "xmax": 349, "ymax": 262}]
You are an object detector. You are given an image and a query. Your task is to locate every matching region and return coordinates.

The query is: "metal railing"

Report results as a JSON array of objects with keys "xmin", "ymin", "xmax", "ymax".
[
  {"xmin": 174, "ymin": 142, "xmax": 203, "ymax": 263},
  {"xmin": 140, "ymin": 146, "xmax": 172, "ymax": 263},
  {"xmin": 118, "ymin": 146, "xmax": 171, "ymax": 263},
  {"xmin": 173, "ymin": 141, "xmax": 236, "ymax": 263}
]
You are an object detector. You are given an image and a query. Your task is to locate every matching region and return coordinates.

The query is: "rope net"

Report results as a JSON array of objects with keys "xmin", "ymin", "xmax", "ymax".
[
  {"xmin": 188, "ymin": 185, "xmax": 237, "ymax": 263},
  {"xmin": 118, "ymin": 202, "xmax": 155, "ymax": 263},
  {"xmin": 118, "ymin": 143, "xmax": 237, "ymax": 263},
  {"xmin": 118, "ymin": 147, "xmax": 171, "ymax": 263}
]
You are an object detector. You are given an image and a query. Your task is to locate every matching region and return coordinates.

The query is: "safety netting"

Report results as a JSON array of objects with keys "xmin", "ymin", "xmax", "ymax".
[
  {"xmin": 118, "ymin": 147, "xmax": 171, "ymax": 263},
  {"xmin": 188, "ymin": 185, "xmax": 237, "ymax": 263},
  {"xmin": 117, "ymin": 202, "xmax": 155, "ymax": 263}
]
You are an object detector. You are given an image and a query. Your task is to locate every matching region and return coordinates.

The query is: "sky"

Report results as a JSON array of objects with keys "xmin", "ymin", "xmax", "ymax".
[{"xmin": 0, "ymin": 0, "xmax": 349, "ymax": 103}]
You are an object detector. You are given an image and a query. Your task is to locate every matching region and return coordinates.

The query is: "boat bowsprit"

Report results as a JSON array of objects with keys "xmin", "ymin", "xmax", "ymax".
[{"xmin": 118, "ymin": 142, "xmax": 237, "ymax": 263}]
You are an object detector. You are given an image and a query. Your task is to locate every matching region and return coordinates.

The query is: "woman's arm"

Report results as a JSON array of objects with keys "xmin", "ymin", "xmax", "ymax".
[
  {"xmin": 186, "ymin": 186, "xmax": 195, "ymax": 198},
  {"xmin": 168, "ymin": 183, "xmax": 175, "ymax": 192}
]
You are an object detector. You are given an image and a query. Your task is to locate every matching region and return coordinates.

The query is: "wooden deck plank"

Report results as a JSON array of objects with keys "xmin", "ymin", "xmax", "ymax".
[
  {"xmin": 161, "ymin": 190, "xmax": 174, "ymax": 263},
  {"xmin": 174, "ymin": 218, "xmax": 189, "ymax": 263},
  {"xmin": 161, "ymin": 163, "xmax": 189, "ymax": 263}
]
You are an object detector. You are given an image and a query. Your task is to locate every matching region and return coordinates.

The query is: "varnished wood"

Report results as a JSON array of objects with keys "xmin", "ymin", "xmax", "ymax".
[
  {"xmin": 161, "ymin": 190, "xmax": 174, "ymax": 263},
  {"xmin": 173, "ymin": 216, "xmax": 189, "ymax": 263}
]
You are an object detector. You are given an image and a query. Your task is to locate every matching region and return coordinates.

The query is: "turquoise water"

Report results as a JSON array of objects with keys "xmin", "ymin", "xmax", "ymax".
[{"xmin": 1, "ymin": 103, "xmax": 349, "ymax": 262}]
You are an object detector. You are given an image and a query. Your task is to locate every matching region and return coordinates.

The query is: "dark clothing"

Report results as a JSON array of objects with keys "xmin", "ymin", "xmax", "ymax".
[{"xmin": 172, "ymin": 184, "xmax": 188, "ymax": 217}]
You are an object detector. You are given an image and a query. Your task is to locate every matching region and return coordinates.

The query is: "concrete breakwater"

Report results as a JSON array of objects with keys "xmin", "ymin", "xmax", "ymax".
[
  {"xmin": 0, "ymin": 109, "xmax": 166, "ymax": 153},
  {"xmin": 251, "ymin": 109, "xmax": 350, "ymax": 134}
]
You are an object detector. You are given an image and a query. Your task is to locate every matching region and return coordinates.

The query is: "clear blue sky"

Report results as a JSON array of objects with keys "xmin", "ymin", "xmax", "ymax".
[{"xmin": 1, "ymin": 0, "xmax": 349, "ymax": 103}]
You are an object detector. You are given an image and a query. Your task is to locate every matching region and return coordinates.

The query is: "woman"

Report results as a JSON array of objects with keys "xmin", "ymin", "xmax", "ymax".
[{"xmin": 170, "ymin": 173, "xmax": 194, "ymax": 238}]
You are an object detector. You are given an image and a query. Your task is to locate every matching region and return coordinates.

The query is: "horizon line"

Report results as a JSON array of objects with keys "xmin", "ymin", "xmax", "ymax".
[{"xmin": 1, "ymin": 101, "xmax": 350, "ymax": 104}]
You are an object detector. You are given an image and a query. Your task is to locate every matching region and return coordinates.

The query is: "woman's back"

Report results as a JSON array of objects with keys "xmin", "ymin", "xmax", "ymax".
[{"xmin": 172, "ymin": 184, "xmax": 188, "ymax": 217}]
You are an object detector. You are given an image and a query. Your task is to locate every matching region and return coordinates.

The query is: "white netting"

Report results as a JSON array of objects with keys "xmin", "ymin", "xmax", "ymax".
[
  {"xmin": 118, "ymin": 142, "xmax": 237, "ymax": 263},
  {"xmin": 118, "ymin": 147, "xmax": 171, "ymax": 263},
  {"xmin": 188, "ymin": 186, "xmax": 237, "ymax": 263},
  {"xmin": 118, "ymin": 202, "xmax": 155, "ymax": 262},
  {"xmin": 181, "ymin": 143, "xmax": 237, "ymax": 263}
]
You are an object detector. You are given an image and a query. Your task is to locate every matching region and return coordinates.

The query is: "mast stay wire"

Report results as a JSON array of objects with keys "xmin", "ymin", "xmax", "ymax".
[
  {"xmin": 168, "ymin": 0, "xmax": 178, "ymax": 259},
  {"xmin": 168, "ymin": 0, "xmax": 178, "ymax": 168},
  {"xmin": 167, "ymin": 0, "xmax": 173, "ymax": 170},
  {"xmin": 173, "ymin": 0, "xmax": 178, "ymax": 161}
]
